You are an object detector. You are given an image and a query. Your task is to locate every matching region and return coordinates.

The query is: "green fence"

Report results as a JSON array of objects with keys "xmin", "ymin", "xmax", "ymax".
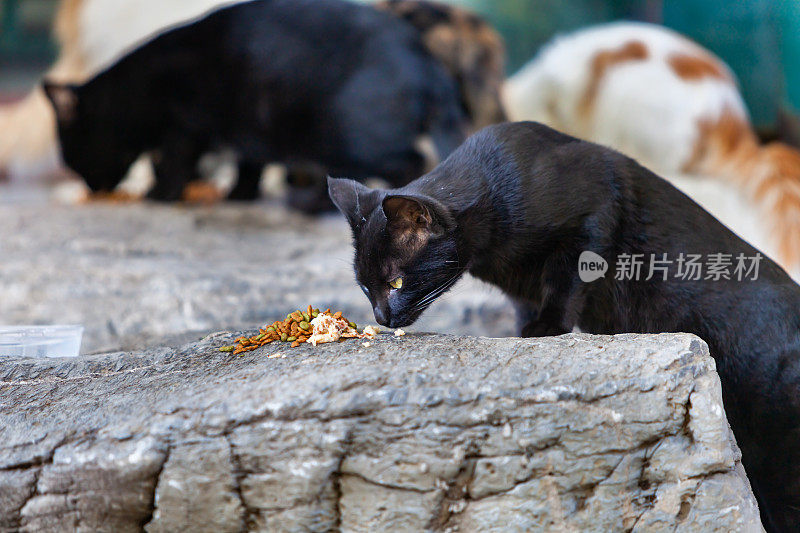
[
  {"xmin": 664, "ymin": 0, "xmax": 782, "ymax": 128},
  {"xmin": 0, "ymin": 0, "xmax": 57, "ymax": 63},
  {"xmin": 780, "ymin": 0, "xmax": 800, "ymax": 115},
  {"xmin": 456, "ymin": 0, "xmax": 797, "ymax": 130}
]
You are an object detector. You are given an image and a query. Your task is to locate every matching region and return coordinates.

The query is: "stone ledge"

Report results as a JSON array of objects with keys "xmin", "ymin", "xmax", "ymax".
[{"xmin": 0, "ymin": 332, "xmax": 762, "ymax": 532}]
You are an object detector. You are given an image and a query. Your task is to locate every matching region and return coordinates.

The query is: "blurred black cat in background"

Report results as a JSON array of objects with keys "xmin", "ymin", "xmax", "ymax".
[
  {"xmin": 377, "ymin": 0, "xmax": 507, "ymax": 131},
  {"xmin": 43, "ymin": 0, "xmax": 466, "ymax": 202}
]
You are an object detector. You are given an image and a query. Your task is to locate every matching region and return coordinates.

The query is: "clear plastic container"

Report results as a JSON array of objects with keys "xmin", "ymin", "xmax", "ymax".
[{"xmin": 0, "ymin": 325, "xmax": 84, "ymax": 358}]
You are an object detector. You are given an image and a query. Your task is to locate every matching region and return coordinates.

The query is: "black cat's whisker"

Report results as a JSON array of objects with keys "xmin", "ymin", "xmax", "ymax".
[
  {"xmin": 413, "ymin": 289, "xmax": 443, "ymax": 311},
  {"xmin": 413, "ymin": 272, "xmax": 462, "ymax": 311},
  {"xmin": 415, "ymin": 273, "xmax": 460, "ymax": 306},
  {"xmin": 414, "ymin": 278, "xmax": 450, "ymax": 307},
  {"xmin": 416, "ymin": 286, "xmax": 457, "ymax": 311},
  {"xmin": 427, "ymin": 284, "xmax": 471, "ymax": 302}
]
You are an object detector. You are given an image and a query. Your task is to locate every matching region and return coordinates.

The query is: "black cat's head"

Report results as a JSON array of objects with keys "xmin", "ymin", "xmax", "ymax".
[
  {"xmin": 329, "ymin": 177, "xmax": 465, "ymax": 328},
  {"xmin": 43, "ymin": 81, "xmax": 140, "ymax": 192}
]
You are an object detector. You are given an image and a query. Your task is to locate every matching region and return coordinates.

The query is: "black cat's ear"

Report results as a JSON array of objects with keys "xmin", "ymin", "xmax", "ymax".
[
  {"xmin": 42, "ymin": 80, "xmax": 79, "ymax": 123},
  {"xmin": 328, "ymin": 177, "xmax": 377, "ymax": 229},
  {"xmin": 382, "ymin": 194, "xmax": 454, "ymax": 242}
]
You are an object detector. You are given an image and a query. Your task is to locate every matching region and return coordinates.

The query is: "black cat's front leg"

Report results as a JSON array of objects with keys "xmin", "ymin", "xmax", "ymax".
[
  {"xmin": 518, "ymin": 265, "xmax": 582, "ymax": 338},
  {"xmin": 514, "ymin": 300, "xmax": 538, "ymax": 331},
  {"xmin": 147, "ymin": 138, "xmax": 201, "ymax": 201},
  {"xmin": 227, "ymin": 160, "xmax": 263, "ymax": 201},
  {"xmin": 520, "ymin": 316, "xmax": 571, "ymax": 337},
  {"xmin": 518, "ymin": 296, "xmax": 571, "ymax": 337}
]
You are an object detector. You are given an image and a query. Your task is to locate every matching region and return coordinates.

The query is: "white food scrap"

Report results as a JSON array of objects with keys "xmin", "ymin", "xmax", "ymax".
[
  {"xmin": 363, "ymin": 325, "xmax": 380, "ymax": 337},
  {"xmin": 306, "ymin": 312, "xmax": 363, "ymax": 346},
  {"xmin": 394, "ymin": 328, "xmax": 406, "ymax": 337}
]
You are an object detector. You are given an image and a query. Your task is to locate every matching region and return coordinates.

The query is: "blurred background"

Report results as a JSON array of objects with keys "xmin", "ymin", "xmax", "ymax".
[
  {"xmin": 1, "ymin": 0, "xmax": 799, "ymax": 355},
  {"xmin": 2, "ymin": 0, "xmax": 799, "ymax": 138},
  {"xmin": 0, "ymin": 0, "xmax": 54, "ymax": 99}
]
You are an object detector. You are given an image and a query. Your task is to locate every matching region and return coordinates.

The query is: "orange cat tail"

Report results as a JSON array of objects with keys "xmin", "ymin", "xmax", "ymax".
[
  {"xmin": 0, "ymin": 86, "xmax": 62, "ymax": 183},
  {"xmin": 684, "ymin": 109, "xmax": 800, "ymax": 272},
  {"xmin": 747, "ymin": 142, "xmax": 800, "ymax": 270}
]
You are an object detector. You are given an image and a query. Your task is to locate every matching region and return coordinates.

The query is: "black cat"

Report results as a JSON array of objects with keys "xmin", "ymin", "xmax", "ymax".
[
  {"xmin": 329, "ymin": 121, "xmax": 800, "ymax": 532},
  {"xmin": 43, "ymin": 0, "xmax": 465, "ymax": 201}
]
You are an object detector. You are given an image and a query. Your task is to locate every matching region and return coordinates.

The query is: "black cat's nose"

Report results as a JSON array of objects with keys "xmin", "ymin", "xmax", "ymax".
[{"xmin": 373, "ymin": 305, "xmax": 390, "ymax": 326}]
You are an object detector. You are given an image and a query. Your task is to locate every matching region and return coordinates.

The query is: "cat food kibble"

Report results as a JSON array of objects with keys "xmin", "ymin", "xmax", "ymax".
[{"xmin": 219, "ymin": 306, "xmax": 377, "ymax": 355}]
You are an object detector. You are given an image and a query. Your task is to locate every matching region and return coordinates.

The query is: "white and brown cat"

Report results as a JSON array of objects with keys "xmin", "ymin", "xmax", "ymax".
[{"xmin": 505, "ymin": 21, "xmax": 800, "ymax": 277}]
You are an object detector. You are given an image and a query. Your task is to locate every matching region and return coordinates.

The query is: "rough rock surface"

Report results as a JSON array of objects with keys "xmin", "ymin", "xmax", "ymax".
[
  {"xmin": 0, "ymin": 331, "xmax": 762, "ymax": 531},
  {"xmin": 0, "ymin": 199, "xmax": 515, "ymax": 354}
]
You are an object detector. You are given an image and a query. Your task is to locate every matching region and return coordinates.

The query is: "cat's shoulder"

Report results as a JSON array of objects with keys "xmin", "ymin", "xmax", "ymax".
[
  {"xmin": 441, "ymin": 122, "xmax": 609, "ymax": 181},
  {"xmin": 468, "ymin": 121, "xmax": 589, "ymax": 153}
]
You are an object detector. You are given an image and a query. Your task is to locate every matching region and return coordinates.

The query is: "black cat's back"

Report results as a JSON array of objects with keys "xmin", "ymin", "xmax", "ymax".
[
  {"xmin": 472, "ymin": 121, "xmax": 794, "ymax": 283},
  {"xmin": 146, "ymin": 0, "xmax": 452, "ymax": 148}
]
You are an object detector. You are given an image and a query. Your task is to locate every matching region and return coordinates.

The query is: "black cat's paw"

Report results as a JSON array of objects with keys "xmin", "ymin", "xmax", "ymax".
[{"xmin": 520, "ymin": 321, "xmax": 569, "ymax": 338}]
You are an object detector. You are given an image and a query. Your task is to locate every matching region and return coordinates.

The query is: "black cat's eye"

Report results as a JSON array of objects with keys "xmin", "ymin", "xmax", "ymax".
[{"xmin": 389, "ymin": 277, "xmax": 403, "ymax": 289}]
